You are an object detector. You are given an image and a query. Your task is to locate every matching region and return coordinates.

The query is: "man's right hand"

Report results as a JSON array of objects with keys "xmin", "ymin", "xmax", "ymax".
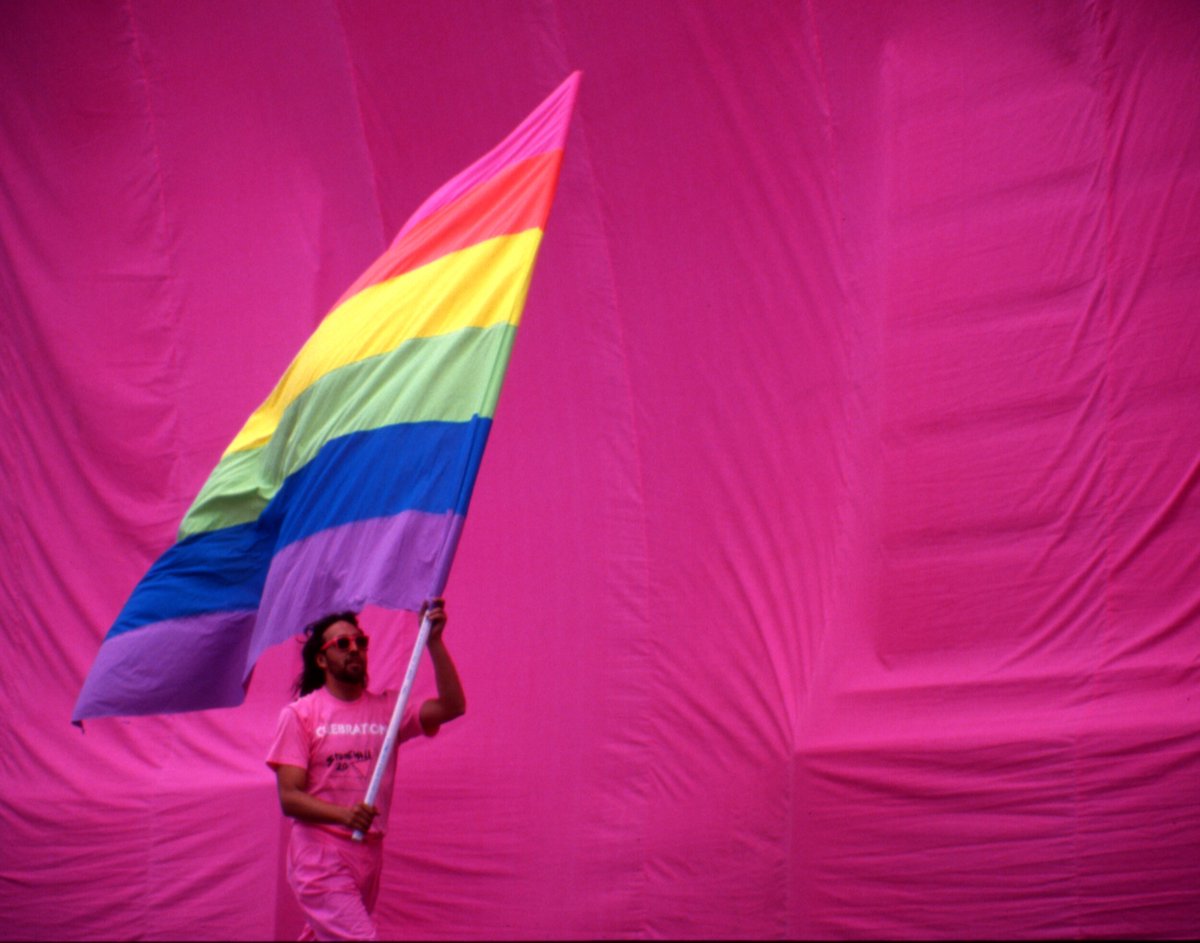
[{"xmin": 344, "ymin": 801, "xmax": 379, "ymax": 833}]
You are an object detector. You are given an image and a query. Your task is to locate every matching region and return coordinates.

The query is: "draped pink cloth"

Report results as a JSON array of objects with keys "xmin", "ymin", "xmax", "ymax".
[{"xmin": 2, "ymin": 1, "xmax": 1198, "ymax": 939}]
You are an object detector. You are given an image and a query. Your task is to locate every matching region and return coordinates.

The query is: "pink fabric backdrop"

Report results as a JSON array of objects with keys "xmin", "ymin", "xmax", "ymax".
[{"xmin": 2, "ymin": 1, "xmax": 1198, "ymax": 938}]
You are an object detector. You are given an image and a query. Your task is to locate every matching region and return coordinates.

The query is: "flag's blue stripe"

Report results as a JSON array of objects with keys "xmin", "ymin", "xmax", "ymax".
[{"xmin": 106, "ymin": 417, "xmax": 491, "ymax": 638}]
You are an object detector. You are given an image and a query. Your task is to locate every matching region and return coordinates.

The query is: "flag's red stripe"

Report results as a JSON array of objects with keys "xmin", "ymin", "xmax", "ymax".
[
  {"xmin": 395, "ymin": 73, "xmax": 579, "ymax": 240},
  {"xmin": 334, "ymin": 149, "xmax": 563, "ymax": 307}
]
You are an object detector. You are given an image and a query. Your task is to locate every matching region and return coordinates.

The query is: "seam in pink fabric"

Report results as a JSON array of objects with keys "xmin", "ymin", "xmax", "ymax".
[
  {"xmin": 544, "ymin": 3, "xmax": 656, "ymax": 935},
  {"xmin": 121, "ymin": 0, "xmax": 189, "ymax": 535},
  {"xmin": 329, "ymin": 0, "xmax": 389, "ymax": 253},
  {"xmin": 1079, "ymin": 1, "xmax": 1119, "ymax": 936}
]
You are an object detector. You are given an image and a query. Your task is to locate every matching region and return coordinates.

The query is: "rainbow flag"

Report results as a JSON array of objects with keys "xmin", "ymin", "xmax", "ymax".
[{"xmin": 73, "ymin": 73, "xmax": 580, "ymax": 722}]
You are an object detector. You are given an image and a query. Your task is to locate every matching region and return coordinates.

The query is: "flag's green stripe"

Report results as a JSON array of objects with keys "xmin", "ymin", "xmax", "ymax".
[{"xmin": 179, "ymin": 323, "xmax": 516, "ymax": 539}]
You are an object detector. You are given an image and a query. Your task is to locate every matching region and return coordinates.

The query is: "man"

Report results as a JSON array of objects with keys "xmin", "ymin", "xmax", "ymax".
[{"xmin": 266, "ymin": 599, "xmax": 465, "ymax": 941}]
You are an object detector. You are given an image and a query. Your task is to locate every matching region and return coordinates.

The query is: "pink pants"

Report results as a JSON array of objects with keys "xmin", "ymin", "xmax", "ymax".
[{"xmin": 287, "ymin": 824, "xmax": 384, "ymax": 941}]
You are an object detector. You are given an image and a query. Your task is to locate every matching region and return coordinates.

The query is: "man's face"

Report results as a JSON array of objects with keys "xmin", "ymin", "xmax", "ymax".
[{"xmin": 317, "ymin": 619, "xmax": 368, "ymax": 685}]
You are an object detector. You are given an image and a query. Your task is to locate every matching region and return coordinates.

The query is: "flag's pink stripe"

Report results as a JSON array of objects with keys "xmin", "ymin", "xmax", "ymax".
[{"xmin": 394, "ymin": 72, "xmax": 580, "ymax": 241}]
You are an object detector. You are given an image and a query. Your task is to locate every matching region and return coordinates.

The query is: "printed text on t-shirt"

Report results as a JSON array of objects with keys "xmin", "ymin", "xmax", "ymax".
[{"xmin": 326, "ymin": 749, "xmax": 373, "ymax": 771}]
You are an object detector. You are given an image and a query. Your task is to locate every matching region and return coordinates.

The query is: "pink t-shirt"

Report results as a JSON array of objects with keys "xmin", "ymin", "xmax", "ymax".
[{"xmin": 266, "ymin": 687, "xmax": 427, "ymax": 839}]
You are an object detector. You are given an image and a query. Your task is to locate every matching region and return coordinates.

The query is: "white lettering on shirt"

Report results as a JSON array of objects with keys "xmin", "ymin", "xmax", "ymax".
[{"xmin": 312, "ymin": 722, "xmax": 387, "ymax": 739}]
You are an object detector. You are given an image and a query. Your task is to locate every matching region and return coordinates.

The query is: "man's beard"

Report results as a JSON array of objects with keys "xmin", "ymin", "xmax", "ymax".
[{"xmin": 327, "ymin": 660, "xmax": 367, "ymax": 685}]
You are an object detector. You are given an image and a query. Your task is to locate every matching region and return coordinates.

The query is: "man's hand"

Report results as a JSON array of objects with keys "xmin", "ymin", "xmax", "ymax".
[
  {"xmin": 416, "ymin": 596, "xmax": 465, "ymax": 734},
  {"xmin": 343, "ymin": 802, "xmax": 379, "ymax": 833},
  {"xmin": 421, "ymin": 598, "xmax": 448, "ymax": 640}
]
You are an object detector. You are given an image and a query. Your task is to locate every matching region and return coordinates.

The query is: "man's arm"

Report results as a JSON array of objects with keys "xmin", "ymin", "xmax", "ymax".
[
  {"xmin": 418, "ymin": 599, "xmax": 466, "ymax": 735},
  {"xmin": 273, "ymin": 763, "xmax": 378, "ymax": 833}
]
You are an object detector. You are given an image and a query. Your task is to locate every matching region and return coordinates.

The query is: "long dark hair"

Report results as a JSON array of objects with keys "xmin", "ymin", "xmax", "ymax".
[{"xmin": 294, "ymin": 611, "xmax": 360, "ymax": 698}]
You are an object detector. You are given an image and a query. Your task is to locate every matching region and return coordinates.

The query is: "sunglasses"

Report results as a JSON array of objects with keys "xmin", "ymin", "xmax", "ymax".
[{"xmin": 321, "ymin": 634, "xmax": 370, "ymax": 654}]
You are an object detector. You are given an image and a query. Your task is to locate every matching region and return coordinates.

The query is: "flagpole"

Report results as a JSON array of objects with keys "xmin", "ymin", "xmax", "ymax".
[
  {"xmin": 345, "ymin": 71, "xmax": 582, "ymax": 839},
  {"xmin": 352, "ymin": 608, "xmax": 433, "ymax": 842}
]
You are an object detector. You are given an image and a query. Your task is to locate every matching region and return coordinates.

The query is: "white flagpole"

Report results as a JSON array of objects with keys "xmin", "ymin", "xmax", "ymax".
[{"xmin": 352, "ymin": 609, "xmax": 433, "ymax": 842}]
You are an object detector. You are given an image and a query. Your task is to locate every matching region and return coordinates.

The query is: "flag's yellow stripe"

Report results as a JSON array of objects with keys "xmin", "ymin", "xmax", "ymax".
[{"xmin": 225, "ymin": 228, "xmax": 542, "ymax": 456}]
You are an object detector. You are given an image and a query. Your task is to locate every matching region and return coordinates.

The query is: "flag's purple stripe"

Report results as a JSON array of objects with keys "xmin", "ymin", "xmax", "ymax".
[
  {"xmin": 72, "ymin": 609, "xmax": 259, "ymax": 720},
  {"xmin": 72, "ymin": 510, "xmax": 464, "ymax": 721},
  {"xmin": 248, "ymin": 509, "xmax": 464, "ymax": 669}
]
